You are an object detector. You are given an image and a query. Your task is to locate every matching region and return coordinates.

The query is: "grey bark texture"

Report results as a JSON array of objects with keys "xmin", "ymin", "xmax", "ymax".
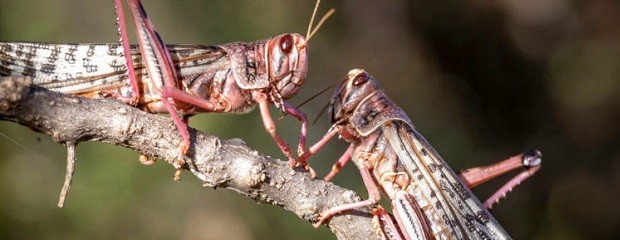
[{"xmin": 0, "ymin": 76, "xmax": 379, "ymax": 240}]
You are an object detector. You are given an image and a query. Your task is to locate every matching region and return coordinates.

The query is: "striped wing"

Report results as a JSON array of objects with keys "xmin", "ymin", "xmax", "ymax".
[
  {"xmin": 0, "ymin": 42, "xmax": 225, "ymax": 94},
  {"xmin": 383, "ymin": 121, "xmax": 511, "ymax": 240}
]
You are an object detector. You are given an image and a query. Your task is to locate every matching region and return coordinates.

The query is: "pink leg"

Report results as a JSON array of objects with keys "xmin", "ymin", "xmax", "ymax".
[
  {"xmin": 117, "ymin": 0, "xmax": 192, "ymax": 177},
  {"xmin": 164, "ymin": 86, "xmax": 308, "ymax": 176},
  {"xmin": 121, "ymin": 0, "xmax": 192, "ymax": 177},
  {"xmin": 313, "ymin": 161, "xmax": 382, "ymax": 228},
  {"xmin": 372, "ymin": 206, "xmax": 404, "ymax": 240},
  {"xmin": 280, "ymin": 101, "xmax": 308, "ymax": 157},
  {"xmin": 161, "ymin": 86, "xmax": 220, "ymax": 111},
  {"xmin": 252, "ymin": 92, "xmax": 295, "ymax": 164},
  {"xmin": 323, "ymin": 144, "xmax": 354, "ymax": 181},
  {"xmin": 483, "ymin": 164, "xmax": 540, "ymax": 208},
  {"xmin": 295, "ymin": 127, "xmax": 339, "ymax": 178},
  {"xmin": 459, "ymin": 149, "xmax": 542, "ymax": 208},
  {"xmin": 161, "ymin": 96, "xmax": 191, "ymax": 179},
  {"xmin": 115, "ymin": 0, "xmax": 208, "ymax": 182},
  {"xmin": 113, "ymin": 0, "xmax": 141, "ymax": 105},
  {"xmin": 126, "ymin": 0, "xmax": 179, "ymax": 88},
  {"xmin": 297, "ymin": 127, "xmax": 339, "ymax": 164}
]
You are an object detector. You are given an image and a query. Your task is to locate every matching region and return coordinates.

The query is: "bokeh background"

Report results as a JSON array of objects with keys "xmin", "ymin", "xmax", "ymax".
[{"xmin": 1, "ymin": 0, "xmax": 619, "ymax": 239}]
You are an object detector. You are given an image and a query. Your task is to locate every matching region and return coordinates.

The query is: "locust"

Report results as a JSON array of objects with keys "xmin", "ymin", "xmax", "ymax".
[
  {"xmin": 299, "ymin": 69, "xmax": 541, "ymax": 239},
  {"xmin": 0, "ymin": 0, "xmax": 335, "ymax": 170},
  {"xmin": 0, "ymin": 0, "xmax": 333, "ymax": 206}
]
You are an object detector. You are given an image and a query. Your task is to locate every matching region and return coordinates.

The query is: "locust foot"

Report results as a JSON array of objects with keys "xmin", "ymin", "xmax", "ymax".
[{"xmin": 139, "ymin": 154, "xmax": 157, "ymax": 165}]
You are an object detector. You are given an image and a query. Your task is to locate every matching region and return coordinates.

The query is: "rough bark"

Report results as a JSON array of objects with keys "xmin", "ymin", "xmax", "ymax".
[{"xmin": 0, "ymin": 76, "xmax": 378, "ymax": 240}]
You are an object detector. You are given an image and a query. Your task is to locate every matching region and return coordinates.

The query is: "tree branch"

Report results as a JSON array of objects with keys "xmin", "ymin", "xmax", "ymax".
[{"xmin": 0, "ymin": 76, "xmax": 378, "ymax": 240}]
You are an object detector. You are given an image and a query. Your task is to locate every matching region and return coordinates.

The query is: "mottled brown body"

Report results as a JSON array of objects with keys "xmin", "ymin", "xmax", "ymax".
[{"xmin": 306, "ymin": 69, "xmax": 511, "ymax": 239}]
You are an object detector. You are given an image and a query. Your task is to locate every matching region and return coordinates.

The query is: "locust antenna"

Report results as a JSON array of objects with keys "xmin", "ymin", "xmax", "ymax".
[
  {"xmin": 297, "ymin": 81, "xmax": 339, "ymax": 110},
  {"xmin": 306, "ymin": 0, "xmax": 335, "ymax": 42},
  {"xmin": 311, "ymin": 100, "xmax": 331, "ymax": 126},
  {"xmin": 278, "ymin": 82, "xmax": 339, "ymax": 126},
  {"xmin": 310, "ymin": 78, "xmax": 349, "ymax": 125}
]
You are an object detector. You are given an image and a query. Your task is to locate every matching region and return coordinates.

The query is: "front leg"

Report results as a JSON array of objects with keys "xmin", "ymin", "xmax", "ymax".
[
  {"xmin": 251, "ymin": 91, "xmax": 296, "ymax": 165},
  {"xmin": 313, "ymin": 159, "xmax": 382, "ymax": 227},
  {"xmin": 280, "ymin": 101, "xmax": 308, "ymax": 158}
]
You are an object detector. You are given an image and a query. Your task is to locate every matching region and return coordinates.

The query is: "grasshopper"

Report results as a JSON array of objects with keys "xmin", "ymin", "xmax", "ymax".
[{"xmin": 300, "ymin": 69, "xmax": 541, "ymax": 239}]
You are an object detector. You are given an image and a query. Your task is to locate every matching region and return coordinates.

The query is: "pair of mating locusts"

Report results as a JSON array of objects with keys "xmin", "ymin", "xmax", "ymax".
[{"xmin": 0, "ymin": 0, "xmax": 541, "ymax": 239}]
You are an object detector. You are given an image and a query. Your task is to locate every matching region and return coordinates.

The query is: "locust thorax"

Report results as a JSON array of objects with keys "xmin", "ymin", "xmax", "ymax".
[
  {"xmin": 266, "ymin": 33, "xmax": 308, "ymax": 101},
  {"xmin": 329, "ymin": 69, "xmax": 380, "ymax": 127}
]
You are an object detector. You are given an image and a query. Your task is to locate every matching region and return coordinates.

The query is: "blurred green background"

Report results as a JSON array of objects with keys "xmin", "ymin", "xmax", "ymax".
[{"xmin": 1, "ymin": 0, "xmax": 619, "ymax": 239}]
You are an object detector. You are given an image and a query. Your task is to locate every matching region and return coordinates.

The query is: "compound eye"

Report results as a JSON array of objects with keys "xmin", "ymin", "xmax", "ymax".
[
  {"xmin": 280, "ymin": 34, "xmax": 294, "ymax": 54},
  {"xmin": 352, "ymin": 72, "xmax": 369, "ymax": 86}
]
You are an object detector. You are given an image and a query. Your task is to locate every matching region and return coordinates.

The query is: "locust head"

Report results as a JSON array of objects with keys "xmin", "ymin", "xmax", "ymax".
[
  {"xmin": 329, "ymin": 69, "xmax": 380, "ymax": 128},
  {"xmin": 264, "ymin": 4, "xmax": 333, "ymax": 108},
  {"xmin": 329, "ymin": 69, "xmax": 413, "ymax": 136},
  {"xmin": 266, "ymin": 33, "xmax": 308, "ymax": 102}
]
